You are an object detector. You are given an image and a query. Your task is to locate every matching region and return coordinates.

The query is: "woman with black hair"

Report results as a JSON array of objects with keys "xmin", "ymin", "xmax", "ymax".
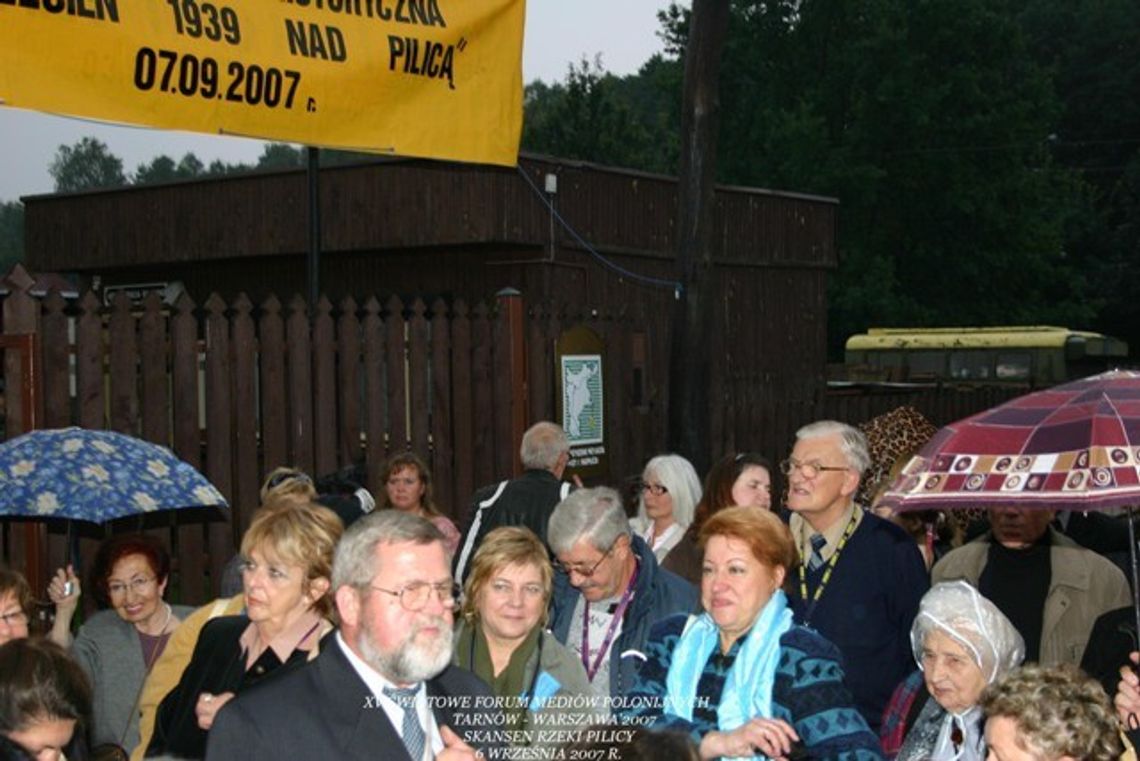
[{"xmin": 0, "ymin": 637, "xmax": 92, "ymax": 761}]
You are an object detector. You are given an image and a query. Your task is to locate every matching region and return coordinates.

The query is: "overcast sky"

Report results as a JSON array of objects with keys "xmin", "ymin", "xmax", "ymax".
[{"xmin": 0, "ymin": 2, "xmax": 675, "ymax": 203}]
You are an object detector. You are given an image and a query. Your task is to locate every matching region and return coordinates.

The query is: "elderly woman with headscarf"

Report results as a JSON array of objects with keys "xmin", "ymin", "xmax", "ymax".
[
  {"xmin": 625, "ymin": 506, "xmax": 883, "ymax": 759},
  {"xmin": 146, "ymin": 501, "xmax": 342, "ymax": 759},
  {"xmin": 880, "ymin": 581, "xmax": 1024, "ymax": 760},
  {"xmin": 630, "ymin": 454, "xmax": 703, "ymax": 584}
]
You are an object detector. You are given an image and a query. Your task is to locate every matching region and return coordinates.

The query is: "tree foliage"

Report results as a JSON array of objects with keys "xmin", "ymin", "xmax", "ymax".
[
  {"xmin": 49, "ymin": 137, "xmax": 127, "ymax": 193},
  {"xmin": 522, "ymin": 57, "xmax": 676, "ymax": 172},
  {"xmin": 522, "ymin": 0, "xmax": 1137, "ymax": 356}
]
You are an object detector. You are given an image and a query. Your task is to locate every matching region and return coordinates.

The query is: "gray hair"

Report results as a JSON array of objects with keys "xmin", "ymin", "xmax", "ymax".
[
  {"xmin": 520, "ymin": 422, "xmax": 570, "ymax": 470},
  {"xmin": 796, "ymin": 420, "xmax": 871, "ymax": 475},
  {"xmin": 332, "ymin": 510, "xmax": 445, "ymax": 590},
  {"xmin": 548, "ymin": 486, "xmax": 630, "ymax": 555},
  {"xmin": 912, "ymin": 581, "xmax": 1025, "ymax": 684},
  {"xmin": 637, "ymin": 454, "xmax": 701, "ymax": 529}
]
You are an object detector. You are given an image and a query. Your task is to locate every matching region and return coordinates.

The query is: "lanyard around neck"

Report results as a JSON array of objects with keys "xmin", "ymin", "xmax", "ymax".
[
  {"xmin": 581, "ymin": 562, "xmax": 638, "ymax": 681},
  {"xmin": 798, "ymin": 509, "xmax": 859, "ymax": 624}
]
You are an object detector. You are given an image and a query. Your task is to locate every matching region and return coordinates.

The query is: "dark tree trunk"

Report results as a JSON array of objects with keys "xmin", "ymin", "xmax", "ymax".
[{"xmin": 667, "ymin": 0, "xmax": 730, "ymax": 474}]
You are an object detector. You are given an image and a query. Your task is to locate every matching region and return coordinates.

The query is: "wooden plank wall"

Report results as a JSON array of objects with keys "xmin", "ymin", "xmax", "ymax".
[
  {"xmin": 0, "ymin": 275, "xmax": 1021, "ymax": 605},
  {"xmin": 0, "ymin": 285, "xmax": 541, "ymax": 604}
]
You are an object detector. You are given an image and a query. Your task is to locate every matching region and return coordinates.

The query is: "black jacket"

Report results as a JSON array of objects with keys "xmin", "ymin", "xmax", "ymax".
[
  {"xmin": 147, "ymin": 615, "xmax": 313, "ymax": 759},
  {"xmin": 454, "ymin": 469, "xmax": 572, "ymax": 581}
]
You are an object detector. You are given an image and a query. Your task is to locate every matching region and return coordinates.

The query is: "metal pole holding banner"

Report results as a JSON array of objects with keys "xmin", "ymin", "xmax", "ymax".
[{"xmin": 307, "ymin": 147, "xmax": 321, "ymax": 316}]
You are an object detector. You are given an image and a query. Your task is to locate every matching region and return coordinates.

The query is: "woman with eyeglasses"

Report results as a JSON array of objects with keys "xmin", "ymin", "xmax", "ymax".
[
  {"xmin": 381, "ymin": 452, "xmax": 461, "ymax": 554},
  {"xmin": 146, "ymin": 501, "xmax": 342, "ymax": 759},
  {"xmin": 46, "ymin": 534, "xmax": 192, "ymax": 755},
  {"xmin": 630, "ymin": 454, "xmax": 703, "ymax": 584},
  {"xmin": 0, "ymin": 569, "xmax": 33, "ymax": 646},
  {"xmin": 453, "ymin": 527, "xmax": 600, "ymax": 748}
]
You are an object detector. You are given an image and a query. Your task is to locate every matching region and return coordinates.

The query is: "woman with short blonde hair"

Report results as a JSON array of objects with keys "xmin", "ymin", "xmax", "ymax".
[
  {"xmin": 454, "ymin": 527, "xmax": 598, "ymax": 748},
  {"xmin": 149, "ymin": 501, "xmax": 342, "ymax": 759},
  {"xmin": 982, "ymin": 663, "xmax": 1122, "ymax": 761}
]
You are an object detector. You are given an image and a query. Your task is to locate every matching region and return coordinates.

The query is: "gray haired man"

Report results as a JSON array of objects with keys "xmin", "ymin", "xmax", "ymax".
[
  {"xmin": 547, "ymin": 487, "xmax": 697, "ymax": 700},
  {"xmin": 783, "ymin": 419, "xmax": 928, "ymax": 733},
  {"xmin": 207, "ymin": 511, "xmax": 500, "ymax": 761}
]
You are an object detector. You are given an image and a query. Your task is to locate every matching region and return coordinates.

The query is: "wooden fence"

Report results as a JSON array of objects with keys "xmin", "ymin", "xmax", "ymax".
[
  {"xmin": 0, "ymin": 272, "xmax": 658, "ymax": 603},
  {"xmin": 0, "ymin": 266, "xmax": 1026, "ymax": 604}
]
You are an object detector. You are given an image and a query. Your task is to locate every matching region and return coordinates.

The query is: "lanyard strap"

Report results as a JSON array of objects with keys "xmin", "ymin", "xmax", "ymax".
[
  {"xmin": 581, "ymin": 563, "xmax": 638, "ymax": 681},
  {"xmin": 798, "ymin": 510, "xmax": 859, "ymax": 624}
]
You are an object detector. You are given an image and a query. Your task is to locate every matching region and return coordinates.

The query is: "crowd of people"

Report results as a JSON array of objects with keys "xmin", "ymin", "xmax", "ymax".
[{"xmin": 1, "ymin": 418, "xmax": 1138, "ymax": 760}]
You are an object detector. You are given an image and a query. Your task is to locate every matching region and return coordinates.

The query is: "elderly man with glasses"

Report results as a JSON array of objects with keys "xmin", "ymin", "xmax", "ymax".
[
  {"xmin": 207, "ymin": 511, "xmax": 500, "ymax": 761},
  {"xmin": 783, "ymin": 419, "xmax": 928, "ymax": 735},
  {"xmin": 546, "ymin": 487, "xmax": 698, "ymax": 703}
]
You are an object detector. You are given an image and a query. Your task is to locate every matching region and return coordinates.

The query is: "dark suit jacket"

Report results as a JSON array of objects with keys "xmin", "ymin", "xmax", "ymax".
[{"xmin": 205, "ymin": 638, "xmax": 502, "ymax": 761}]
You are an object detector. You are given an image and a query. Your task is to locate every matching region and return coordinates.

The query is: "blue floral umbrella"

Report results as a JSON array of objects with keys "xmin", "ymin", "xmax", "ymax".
[{"xmin": 0, "ymin": 427, "xmax": 228, "ymax": 522}]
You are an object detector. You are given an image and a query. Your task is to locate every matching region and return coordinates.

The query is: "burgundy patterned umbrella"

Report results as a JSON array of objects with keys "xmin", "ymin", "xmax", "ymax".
[{"xmin": 877, "ymin": 370, "xmax": 1140, "ymax": 513}]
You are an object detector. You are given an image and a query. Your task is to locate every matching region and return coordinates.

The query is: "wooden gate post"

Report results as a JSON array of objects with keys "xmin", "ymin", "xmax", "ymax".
[
  {"xmin": 2, "ymin": 265, "xmax": 44, "ymax": 593},
  {"xmin": 497, "ymin": 288, "xmax": 527, "ymax": 477}
]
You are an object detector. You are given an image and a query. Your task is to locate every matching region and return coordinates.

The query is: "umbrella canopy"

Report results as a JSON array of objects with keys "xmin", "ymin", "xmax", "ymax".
[
  {"xmin": 878, "ymin": 370, "xmax": 1140, "ymax": 513},
  {"xmin": 0, "ymin": 427, "xmax": 227, "ymax": 522}
]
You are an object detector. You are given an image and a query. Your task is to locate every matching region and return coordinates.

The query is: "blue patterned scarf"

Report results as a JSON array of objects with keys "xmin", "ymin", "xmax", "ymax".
[{"xmin": 664, "ymin": 590, "xmax": 793, "ymax": 734}]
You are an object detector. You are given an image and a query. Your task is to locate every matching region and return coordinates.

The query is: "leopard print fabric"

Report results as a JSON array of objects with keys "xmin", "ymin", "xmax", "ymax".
[
  {"xmin": 857, "ymin": 405, "xmax": 938, "ymax": 508},
  {"xmin": 857, "ymin": 405, "xmax": 984, "ymax": 529}
]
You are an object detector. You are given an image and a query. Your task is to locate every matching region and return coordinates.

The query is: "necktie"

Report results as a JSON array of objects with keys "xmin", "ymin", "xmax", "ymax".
[
  {"xmin": 808, "ymin": 534, "xmax": 827, "ymax": 571},
  {"xmin": 383, "ymin": 685, "xmax": 426, "ymax": 761}
]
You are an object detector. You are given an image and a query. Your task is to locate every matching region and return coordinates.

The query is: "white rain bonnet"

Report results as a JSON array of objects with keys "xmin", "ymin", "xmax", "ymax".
[{"xmin": 910, "ymin": 580, "xmax": 1025, "ymax": 683}]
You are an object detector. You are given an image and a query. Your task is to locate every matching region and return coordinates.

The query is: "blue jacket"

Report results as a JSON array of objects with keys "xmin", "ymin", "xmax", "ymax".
[{"xmin": 549, "ymin": 534, "xmax": 698, "ymax": 699}]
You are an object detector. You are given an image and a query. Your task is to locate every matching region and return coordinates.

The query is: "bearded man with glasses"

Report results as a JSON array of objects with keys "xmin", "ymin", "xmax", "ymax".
[
  {"xmin": 207, "ymin": 511, "xmax": 500, "ymax": 761},
  {"xmin": 783, "ymin": 419, "xmax": 928, "ymax": 735},
  {"xmin": 546, "ymin": 487, "xmax": 697, "ymax": 703}
]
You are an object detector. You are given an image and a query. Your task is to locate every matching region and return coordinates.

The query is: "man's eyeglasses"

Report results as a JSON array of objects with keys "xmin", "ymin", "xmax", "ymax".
[
  {"xmin": 107, "ymin": 576, "xmax": 157, "ymax": 597},
  {"xmin": 779, "ymin": 458, "xmax": 849, "ymax": 479},
  {"xmin": 0, "ymin": 609, "xmax": 28, "ymax": 627},
  {"xmin": 370, "ymin": 581, "xmax": 462, "ymax": 612},
  {"xmin": 639, "ymin": 482, "xmax": 668, "ymax": 496},
  {"xmin": 554, "ymin": 538, "xmax": 619, "ymax": 578}
]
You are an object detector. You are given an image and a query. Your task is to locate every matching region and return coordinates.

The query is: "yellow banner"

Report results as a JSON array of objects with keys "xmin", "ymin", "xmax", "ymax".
[{"xmin": 0, "ymin": 0, "xmax": 524, "ymax": 166}]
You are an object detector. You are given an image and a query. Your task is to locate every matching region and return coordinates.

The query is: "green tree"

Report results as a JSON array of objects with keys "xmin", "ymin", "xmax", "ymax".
[
  {"xmin": 522, "ymin": 57, "xmax": 662, "ymax": 170},
  {"xmin": 133, "ymin": 155, "xmax": 180, "ymax": 185},
  {"xmin": 256, "ymin": 143, "xmax": 304, "ymax": 169},
  {"xmin": 660, "ymin": 0, "xmax": 1092, "ymax": 354},
  {"xmin": 0, "ymin": 201, "xmax": 24, "ymax": 271},
  {"xmin": 135, "ymin": 152, "xmax": 219, "ymax": 185},
  {"xmin": 48, "ymin": 137, "xmax": 127, "ymax": 192},
  {"xmin": 1019, "ymin": 0, "xmax": 1140, "ymax": 350}
]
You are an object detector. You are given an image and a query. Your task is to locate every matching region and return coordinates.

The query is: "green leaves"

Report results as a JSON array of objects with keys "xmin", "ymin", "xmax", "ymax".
[
  {"xmin": 523, "ymin": 0, "xmax": 1134, "ymax": 356},
  {"xmin": 49, "ymin": 137, "xmax": 127, "ymax": 193}
]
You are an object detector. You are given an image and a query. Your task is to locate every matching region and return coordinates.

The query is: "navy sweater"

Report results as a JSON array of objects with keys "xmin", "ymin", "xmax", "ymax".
[
  {"xmin": 625, "ymin": 614, "xmax": 884, "ymax": 759},
  {"xmin": 788, "ymin": 513, "xmax": 928, "ymax": 733}
]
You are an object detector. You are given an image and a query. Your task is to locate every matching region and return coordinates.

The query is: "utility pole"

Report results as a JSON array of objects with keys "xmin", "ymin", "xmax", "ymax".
[{"xmin": 667, "ymin": 0, "xmax": 730, "ymax": 473}]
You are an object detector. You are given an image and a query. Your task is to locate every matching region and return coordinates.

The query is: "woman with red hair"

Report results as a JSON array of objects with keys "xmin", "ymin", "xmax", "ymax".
[{"xmin": 48, "ymin": 534, "xmax": 192, "ymax": 755}]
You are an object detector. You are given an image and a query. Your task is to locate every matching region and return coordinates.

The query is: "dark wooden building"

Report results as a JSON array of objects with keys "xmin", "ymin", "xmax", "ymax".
[{"xmin": 22, "ymin": 152, "xmax": 839, "ymax": 473}]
